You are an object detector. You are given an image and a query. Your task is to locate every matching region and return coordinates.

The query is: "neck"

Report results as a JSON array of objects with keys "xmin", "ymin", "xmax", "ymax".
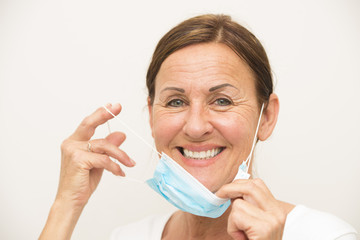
[{"xmin": 162, "ymin": 207, "xmax": 233, "ymax": 240}]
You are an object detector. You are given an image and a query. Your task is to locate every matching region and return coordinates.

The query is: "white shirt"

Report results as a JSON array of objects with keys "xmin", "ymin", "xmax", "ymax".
[{"xmin": 110, "ymin": 205, "xmax": 358, "ymax": 240}]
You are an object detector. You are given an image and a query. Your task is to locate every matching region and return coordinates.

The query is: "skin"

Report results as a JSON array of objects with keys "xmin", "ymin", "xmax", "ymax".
[{"xmin": 39, "ymin": 43, "xmax": 293, "ymax": 240}]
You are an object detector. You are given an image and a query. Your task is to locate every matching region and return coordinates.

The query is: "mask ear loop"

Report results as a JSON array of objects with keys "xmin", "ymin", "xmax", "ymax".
[
  {"xmin": 103, "ymin": 106, "xmax": 161, "ymax": 155},
  {"xmin": 103, "ymin": 106, "xmax": 162, "ymax": 184},
  {"xmin": 107, "ymin": 121, "xmax": 112, "ymax": 134},
  {"xmin": 243, "ymin": 103, "xmax": 265, "ymax": 173}
]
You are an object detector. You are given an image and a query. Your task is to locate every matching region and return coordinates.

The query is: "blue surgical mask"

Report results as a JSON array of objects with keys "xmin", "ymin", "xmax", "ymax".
[
  {"xmin": 146, "ymin": 152, "xmax": 231, "ymax": 218},
  {"xmin": 146, "ymin": 104, "xmax": 265, "ymax": 218}
]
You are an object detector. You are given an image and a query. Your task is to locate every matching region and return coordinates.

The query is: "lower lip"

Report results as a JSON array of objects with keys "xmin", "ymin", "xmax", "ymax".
[{"xmin": 176, "ymin": 148, "xmax": 224, "ymax": 167}]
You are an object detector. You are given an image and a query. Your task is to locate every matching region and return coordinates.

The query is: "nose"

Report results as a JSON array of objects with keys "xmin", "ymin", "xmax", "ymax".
[{"xmin": 182, "ymin": 103, "xmax": 213, "ymax": 139}]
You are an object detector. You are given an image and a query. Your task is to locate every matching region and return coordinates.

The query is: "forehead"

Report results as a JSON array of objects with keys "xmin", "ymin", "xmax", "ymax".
[{"xmin": 155, "ymin": 43, "xmax": 255, "ymax": 90}]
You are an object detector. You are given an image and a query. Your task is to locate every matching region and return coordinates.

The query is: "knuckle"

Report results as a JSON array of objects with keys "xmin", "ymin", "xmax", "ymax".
[
  {"xmin": 60, "ymin": 139, "xmax": 69, "ymax": 152},
  {"xmin": 232, "ymin": 179, "xmax": 243, "ymax": 184},
  {"xmin": 228, "ymin": 211, "xmax": 239, "ymax": 226},
  {"xmin": 61, "ymin": 139, "xmax": 74, "ymax": 155},
  {"xmin": 253, "ymin": 178, "xmax": 264, "ymax": 185},
  {"xmin": 93, "ymin": 139, "xmax": 110, "ymax": 154},
  {"xmin": 100, "ymin": 108, "xmax": 109, "ymax": 118},
  {"xmin": 247, "ymin": 180, "xmax": 257, "ymax": 190},
  {"xmin": 97, "ymin": 139, "xmax": 109, "ymax": 148},
  {"xmin": 232, "ymin": 199, "xmax": 244, "ymax": 211},
  {"xmin": 80, "ymin": 116, "xmax": 93, "ymax": 129},
  {"xmin": 100, "ymin": 155, "xmax": 111, "ymax": 165}
]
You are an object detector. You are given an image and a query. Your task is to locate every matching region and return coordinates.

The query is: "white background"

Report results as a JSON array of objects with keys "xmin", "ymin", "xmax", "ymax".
[{"xmin": 0, "ymin": 0, "xmax": 359, "ymax": 239}]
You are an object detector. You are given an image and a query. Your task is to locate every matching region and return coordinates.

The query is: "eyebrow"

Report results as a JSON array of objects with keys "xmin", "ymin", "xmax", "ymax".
[
  {"xmin": 209, "ymin": 83, "xmax": 238, "ymax": 92},
  {"xmin": 160, "ymin": 87, "xmax": 185, "ymax": 93}
]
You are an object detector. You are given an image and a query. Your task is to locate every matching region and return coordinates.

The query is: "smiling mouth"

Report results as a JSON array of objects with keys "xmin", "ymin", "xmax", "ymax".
[{"xmin": 177, "ymin": 147, "xmax": 225, "ymax": 160}]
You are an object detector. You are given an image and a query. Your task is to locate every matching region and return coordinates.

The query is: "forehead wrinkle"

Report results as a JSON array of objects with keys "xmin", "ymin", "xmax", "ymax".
[
  {"xmin": 156, "ymin": 43, "xmax": 256, "ymax": 97},
  {"xmin": 161, "ymin": 58, "xmax": 244, "ymax": 83},
  {"xmin": 160, "ymin": 42, "xmax": 252, "ymax": 77},
  {"xmin": 157, "ymin": 64, "xmax": 252, "ymax": 97}
]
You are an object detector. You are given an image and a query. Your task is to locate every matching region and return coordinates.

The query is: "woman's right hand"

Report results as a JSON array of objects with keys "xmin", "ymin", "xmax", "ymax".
[
  {"xmin": 40, "ymin": 103, "xmax": 135, "ymax": 240},
  {"xmin": 56, "ymin": 103, "xmax": 135, "ymax": 208}
]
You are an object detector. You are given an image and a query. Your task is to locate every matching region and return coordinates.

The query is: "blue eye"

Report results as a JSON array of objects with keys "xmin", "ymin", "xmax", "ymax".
[
  {"xmin": 215, "ymin": 98, "xmax": 232, "ymax": 106},
  {"xmin": 167, "ymin": 99, "xmax": 184, "ymax": 107}
]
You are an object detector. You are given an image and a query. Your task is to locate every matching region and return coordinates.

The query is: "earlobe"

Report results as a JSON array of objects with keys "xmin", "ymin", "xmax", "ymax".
[
  {"xmin": 258, "ymin": 94, "xmax": 280, "ymax": 141},
  {"xmin": 147, "ymin": 97, "xmax": 154, "ymax": 138}
]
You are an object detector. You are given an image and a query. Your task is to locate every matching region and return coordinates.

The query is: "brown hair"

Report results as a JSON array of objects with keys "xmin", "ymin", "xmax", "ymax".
[{"xmin": 146, "ymin": 14, "xmax": 273, "ymax": 107}]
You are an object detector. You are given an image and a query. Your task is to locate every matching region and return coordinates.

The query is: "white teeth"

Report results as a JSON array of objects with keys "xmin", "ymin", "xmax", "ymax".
[
  {"xmin": 184, "ymin": 149, "xmax": 190, "ymax": 157},
  {"xmin": 206, "ymin": 150, "xmax": 211, "ymax": 156},
  {"xmin": 182, "ymin": 147, "xmax": 223, "ymax": 159}
]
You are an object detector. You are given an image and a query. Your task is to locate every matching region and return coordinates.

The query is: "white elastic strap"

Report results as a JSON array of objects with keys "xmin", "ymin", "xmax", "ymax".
[
  {"xmin": 244, "ymin": 104, "xmax": 265, "ymax": 172},
  {"xmin": 107, "ymin": 121, "xmax": 112, "ymax": 133},
  {"xmin": 103, "ymin": 106, "xmax": 161, "ymax": 156}
]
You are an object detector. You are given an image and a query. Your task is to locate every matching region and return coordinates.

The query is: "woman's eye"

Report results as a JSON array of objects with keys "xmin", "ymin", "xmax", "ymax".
[
  {"xmin": 214, "ymin": 98, "xmax": 232, "ymax": 106},
  {"xmin": 167, "ymin": 99, "xmax": 184, "ymax": 107}
]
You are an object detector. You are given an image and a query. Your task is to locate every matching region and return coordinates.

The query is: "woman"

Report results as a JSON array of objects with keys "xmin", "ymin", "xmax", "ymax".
[{"xmin": 40, "ymin": 14, "xmax": 357, "ymax": 240}]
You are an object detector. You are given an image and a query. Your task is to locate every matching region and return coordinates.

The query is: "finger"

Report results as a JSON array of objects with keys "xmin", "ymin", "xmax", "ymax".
[
  {"xmin": 105, "ymin": 131, "xmax": 126, "ymax": 147},
  {"xmin": 228, "ymin": 210, "xmax": 257, "ymax": 240},
  {"xmin": 105, "ymin": 132, "xmax": 137, "ymax": 166},
  {"xmin": 215, "ymin": 180, "xmax": 245, "ymax": 199},
  {"xmin": 229, "ymin": 198, "xmax": 286, "ymax": 239},
  {"xmin": 82, "ymin": 151, "xmax": 125, "ymax": 176},
  {"xmin": 231, "ymin": 198, "xmax": 268, "ymax": 221},
  {"xmin": 70, "ymin": 103, "xmax": 122, "ymax": 141},
  {"xmin": 251, "ymin": 178, "xmax": 274, "ymax": 197},
  {"xmin": 245, "ymin": 178, "xmax": 278, "ymax": 210},
  {"xmin": 227, "ymin": 199, "xmax": 268, "ymax": 239},
  {"xmin": 216, "ymin": 179, "xmax": 275, "ymax": 210},
  {"xmin": 227, "ymin": 228, "xmax": 247, "ymax": 240},
  {"xmin": 228, "ymin": 199, "xmax": 259, "ymax": 239},
  {"xmin": 88, "ymin": 138, "xmax": 135, "ymax": 167}
]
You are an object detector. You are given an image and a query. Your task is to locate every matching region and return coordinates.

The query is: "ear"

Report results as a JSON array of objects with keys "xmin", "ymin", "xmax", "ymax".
[
  {"xmin": 258, "ymin": 93, "xmax": 279, "ymax": 141},
  {"xmin": 147, "ymin": 97, "xmax": 154, "ymax": 138}
]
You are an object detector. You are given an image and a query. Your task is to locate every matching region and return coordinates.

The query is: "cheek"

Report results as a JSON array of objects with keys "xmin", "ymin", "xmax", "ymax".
[
  {"xmin": 152, "ymin": 111, "xmax": 185, "ymax": 148},
  {"xmin": 210, "ymin": 114, "xmax": 249, "ymax": 146}
]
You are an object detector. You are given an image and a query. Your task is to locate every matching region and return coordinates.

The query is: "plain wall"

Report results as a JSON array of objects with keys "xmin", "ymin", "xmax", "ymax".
[{"xmin": 0, "ymin": 0, "xmax": 359, "ymax": 239}]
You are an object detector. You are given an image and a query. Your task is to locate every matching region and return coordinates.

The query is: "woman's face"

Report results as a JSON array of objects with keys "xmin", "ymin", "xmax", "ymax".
[{"xmin": 149, "ymin": 43, "xmax": 261, "ymax": 192}]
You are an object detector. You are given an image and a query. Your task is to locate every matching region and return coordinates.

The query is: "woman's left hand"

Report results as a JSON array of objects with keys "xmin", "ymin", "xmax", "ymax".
[{"xmin": 216, "ymin": 178, "xmax": 289, "ymax": 240}]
